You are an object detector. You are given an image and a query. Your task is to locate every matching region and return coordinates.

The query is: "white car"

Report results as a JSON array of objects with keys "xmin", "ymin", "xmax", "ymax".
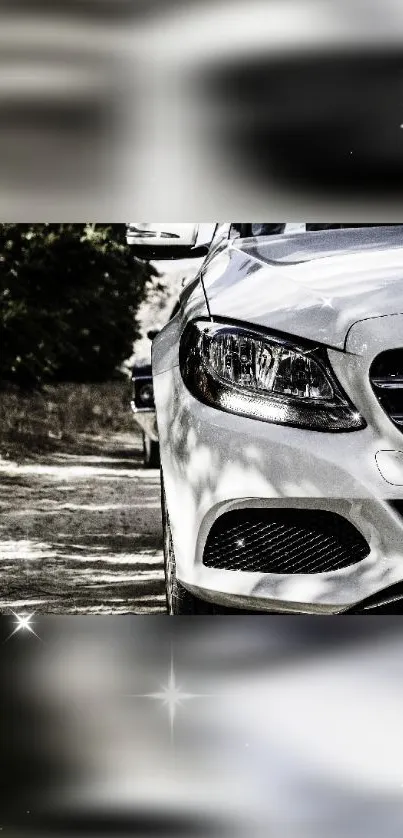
[{"xmin": 129, "ymin": 222, "xmax": 403, "ymax": 614}]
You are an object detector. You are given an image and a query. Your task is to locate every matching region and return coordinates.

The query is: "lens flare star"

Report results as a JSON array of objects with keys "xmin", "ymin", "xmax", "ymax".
[
  {"xmin": 146, "ymin": 656, "xmax": 198, "ymax": 736},
  {"xmin": 319, "ymin": 296, "xmax": 334, "ymax": 310},
  {"xmin": 126, "ymin": 651, "xmax": 211, "ymax": 745},
  {"xmin": 4, "ymin": 611, "xmax": 40, "ymax": 642}
]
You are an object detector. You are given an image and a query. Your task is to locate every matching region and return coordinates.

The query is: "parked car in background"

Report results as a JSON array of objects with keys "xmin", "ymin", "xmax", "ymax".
[
  {"xmin": 129, "ymin": 222, "xmax": 403, "ymax": 614},
  {"xmin": 130, "ymin": 331, "xmax": 161, "ymax": 468}
]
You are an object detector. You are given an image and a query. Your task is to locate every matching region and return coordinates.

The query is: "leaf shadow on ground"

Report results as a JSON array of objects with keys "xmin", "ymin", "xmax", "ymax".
[{"xmin": 0, "ymin": 431, "xmax": 165, "ymax": 614}]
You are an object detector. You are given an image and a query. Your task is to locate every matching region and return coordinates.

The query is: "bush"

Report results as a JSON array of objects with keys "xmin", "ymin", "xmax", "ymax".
[{"xmin": 0, "ymin": 224, "xmax": 153, "ymax": 387}]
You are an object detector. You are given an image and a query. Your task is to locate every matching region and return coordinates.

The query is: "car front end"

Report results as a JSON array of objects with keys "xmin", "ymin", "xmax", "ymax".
[{"xmin": 154, "ymin": 225, "xmax": 403, "ymax": 613}]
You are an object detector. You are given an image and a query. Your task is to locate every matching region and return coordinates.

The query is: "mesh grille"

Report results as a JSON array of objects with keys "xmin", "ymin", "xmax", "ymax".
[
  {"xmin": 370, "ymin": 349, "xmax": 403, "ymax": 431},
  {"xmin": 203, "ymin": 509, "xmax": 369, "ymax": 574}
]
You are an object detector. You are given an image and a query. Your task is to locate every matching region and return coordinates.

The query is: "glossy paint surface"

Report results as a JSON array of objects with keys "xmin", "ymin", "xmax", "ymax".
[{"xmin": 203, "ymin": 227, "xmax": 403, "ymax": 350}]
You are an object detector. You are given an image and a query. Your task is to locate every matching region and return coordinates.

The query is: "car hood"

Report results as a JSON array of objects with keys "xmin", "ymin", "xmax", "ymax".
[{"xmin": 202, "ymin": 226, "xmax": 403, "ymax": 350}]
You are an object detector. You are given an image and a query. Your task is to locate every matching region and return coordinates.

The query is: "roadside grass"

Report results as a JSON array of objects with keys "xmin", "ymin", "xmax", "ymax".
[{"xmin": 0, "ymin": 381, "xmax": 138, "ymax": 460}]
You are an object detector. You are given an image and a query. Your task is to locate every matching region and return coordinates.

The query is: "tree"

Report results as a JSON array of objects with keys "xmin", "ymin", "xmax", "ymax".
[{"xmin": 0, "ymin": 224, "xmax": 153, "ymax": 387}]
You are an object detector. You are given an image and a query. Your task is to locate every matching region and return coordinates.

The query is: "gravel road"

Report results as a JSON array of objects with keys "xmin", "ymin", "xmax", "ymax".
[{"xmin": 0, "ymin": 433, "xmax": 165, "ymax": 614}]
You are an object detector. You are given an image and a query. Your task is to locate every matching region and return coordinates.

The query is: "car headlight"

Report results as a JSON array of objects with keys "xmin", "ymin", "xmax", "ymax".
[{"xmin": 179, "ymin": 321, "xmax": 365, "ymax": 432}]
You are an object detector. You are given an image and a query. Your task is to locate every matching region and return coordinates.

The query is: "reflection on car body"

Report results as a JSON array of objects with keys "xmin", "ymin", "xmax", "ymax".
[{"xmin": 130, "ymin": 302, "xmax": 182, "ymax": 468}]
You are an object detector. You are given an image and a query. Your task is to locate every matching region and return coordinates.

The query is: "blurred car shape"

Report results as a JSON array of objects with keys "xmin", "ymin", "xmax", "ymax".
[{"xmin": 140, "ymin": 0, "xmax": 403, "ymax": 198}]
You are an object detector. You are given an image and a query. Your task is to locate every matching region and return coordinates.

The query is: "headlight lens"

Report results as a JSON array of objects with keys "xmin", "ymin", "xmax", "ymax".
[{"xmin": 180, "ymin": 321, "xmax": 365, "ymax": 432}]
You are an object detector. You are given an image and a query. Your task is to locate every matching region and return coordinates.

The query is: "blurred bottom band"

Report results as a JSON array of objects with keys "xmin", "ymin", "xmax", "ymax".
[{"xmin": 1, "ymin": 616, "xmax": 403, "ymax": 838}]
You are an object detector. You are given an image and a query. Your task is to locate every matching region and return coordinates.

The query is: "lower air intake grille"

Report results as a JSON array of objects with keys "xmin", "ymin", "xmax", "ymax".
[
  {"xmin": 203, "ymin": 509, "xmax": 369, "ymax": 574},
  {"xmin": 370, "ymin": 349, "xmax": 403, "ymax": 431}
]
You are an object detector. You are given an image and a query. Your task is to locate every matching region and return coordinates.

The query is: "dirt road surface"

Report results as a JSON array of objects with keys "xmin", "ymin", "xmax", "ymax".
[{"xmin": 0, "ymin": 433, "xmax": 165, "ymax": 614}]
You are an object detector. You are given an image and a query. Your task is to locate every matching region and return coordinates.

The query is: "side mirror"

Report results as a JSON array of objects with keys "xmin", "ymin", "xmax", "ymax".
[
  {"xmin": 126, "ymin": 223, "xmax": 209, "ymax": 260},
  {"xmin": 147, "ymin": 328, "xmax": 160, "ymax": 341}
]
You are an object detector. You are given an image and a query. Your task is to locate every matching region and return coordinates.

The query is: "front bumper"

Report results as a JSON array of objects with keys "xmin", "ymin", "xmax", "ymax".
[{"xmin": 154, "ymin": 364, "xmax": 403, "ymax": 614}]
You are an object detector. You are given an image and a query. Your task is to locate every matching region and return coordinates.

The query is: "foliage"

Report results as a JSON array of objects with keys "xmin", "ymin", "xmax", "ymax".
[{"xmin": 0, "ymin": 224, "xmax": 153, "ymax": 387}]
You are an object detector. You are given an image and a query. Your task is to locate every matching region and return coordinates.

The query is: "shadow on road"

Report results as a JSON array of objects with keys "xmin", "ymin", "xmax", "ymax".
[{"xmin": 0, "ymin": 432, "xmax": 165, "ymax": 614}]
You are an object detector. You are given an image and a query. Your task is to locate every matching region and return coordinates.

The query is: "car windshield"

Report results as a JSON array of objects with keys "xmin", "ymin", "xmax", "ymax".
[
  {"xmin": 246, "ymin": 224, "xmax": 403, "ymax": 237},
  {"xmin": 305, "ymin": 224, "xmax": 403, "ymax": 232},
  {"xmin": 242, "ymin": 224, "xmax": 403, "ymax": 266},
  {"xmin": 233, "ymin": 223, "xmax": 403, "ymax": 240}
]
